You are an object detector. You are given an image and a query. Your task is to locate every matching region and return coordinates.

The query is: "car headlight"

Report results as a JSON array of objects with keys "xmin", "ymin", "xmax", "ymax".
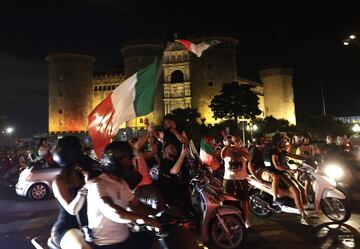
[{"xmin": 324, "ymin": 164, "xmax": 343, "ymax": 180}]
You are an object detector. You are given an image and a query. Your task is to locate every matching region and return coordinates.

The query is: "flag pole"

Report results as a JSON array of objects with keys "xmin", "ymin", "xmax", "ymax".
[{"xmin": 321, "ymin": 82, "xmax": 326, "ymax": 116}]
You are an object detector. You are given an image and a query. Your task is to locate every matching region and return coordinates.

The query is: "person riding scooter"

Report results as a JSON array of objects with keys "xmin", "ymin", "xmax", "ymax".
[
  {"xmin": 86, "ymin": 141, "xmax": 161, "ymax": 249},
  {"xmin": 269, "ymin": 133, "xmax": 310, "ymax": 225}
]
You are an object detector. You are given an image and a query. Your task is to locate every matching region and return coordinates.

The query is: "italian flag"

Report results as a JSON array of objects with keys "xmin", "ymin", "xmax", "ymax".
[
  {"xmin": 175, "ymin": 39, "xmax": 220, "ymax": 58},
  {"xmin": 87, "ymin": 61, "xmax": 158, "ymax": 158},
  {"xmin": 200, "ymin": 139, "xmax": 214, "ymax": 166}
]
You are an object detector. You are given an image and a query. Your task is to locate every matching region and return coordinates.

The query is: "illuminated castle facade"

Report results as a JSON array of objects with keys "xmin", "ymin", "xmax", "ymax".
[{"xmin": 46, "ymin": 36, "xmax": 296, "ymax": 133}]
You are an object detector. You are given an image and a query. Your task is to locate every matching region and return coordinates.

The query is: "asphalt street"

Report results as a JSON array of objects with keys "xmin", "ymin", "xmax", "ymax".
[{"xmin": 0, "ymin": 185, "xmax": 359, "ymax": 249}]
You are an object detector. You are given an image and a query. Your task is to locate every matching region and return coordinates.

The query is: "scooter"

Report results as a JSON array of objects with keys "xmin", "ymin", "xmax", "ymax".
[
  {"xmin": 248, "ymin": 161, "xmax": 351, "ymax": 223},
  {"xmin": 31, "ymin": 213, "xmax": 189, "ymax": 249},
  {"xmin": 188, "ymin": 164, "xmax": 246, "ymax": 249}
]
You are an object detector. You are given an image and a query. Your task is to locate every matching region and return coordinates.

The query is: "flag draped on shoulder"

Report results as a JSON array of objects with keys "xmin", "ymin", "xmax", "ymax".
[
  {"xmin": 87, "ymin": 61, "xmax": 158, "ymax": 159},
  {"xmin": 175, "ymin": 39, "xmax": 220, "ymax": 58},
  {"xmin": 200, "ymin": 139, "xmax": 214, "ymax": 166}
]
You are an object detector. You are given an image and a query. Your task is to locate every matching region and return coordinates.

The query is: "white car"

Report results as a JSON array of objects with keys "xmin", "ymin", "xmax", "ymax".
[{"xmin": 16, "ymin": 161, "xmax": 61, "ymax": 200}]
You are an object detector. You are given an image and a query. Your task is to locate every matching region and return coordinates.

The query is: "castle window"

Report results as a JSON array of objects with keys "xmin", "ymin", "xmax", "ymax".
[
  {"xmin": 112, "ymin": 85, "xmax": 116, "ymax": 90},
  {"xmin": 107, "ymin": 85, "xmax": 111, "ymax": 91},
  {"xmin": 94, "ymin": 86, "xmax": 98, "ymax": 91},
  {"xmin": 171, "ymin": 55, "xmax": 175, "ymax": 63},
  {"xmin": 177, "ymin": 55, "xmax": 182, "ymax": 62},
  {"xmin": 98, "ymin": 86, "xmax": 103, "ymax": 91},
  {"xmin": 208, "ymin": 81, "xmax": 213, "ymax": 86},
  {"xmin": 183, "ymin": 54, "xmax": 188, "ymax": 61},
  {"xmin": 59, "ymin": 109, "xmax": 63, "ymax": 114},
  {"xmin": 171, "ymin": 70, "xmax": 184, "ymax": 83},
  {"xmin": 139, "ymin": 118, "xmax": 144, "ymax": 124}
]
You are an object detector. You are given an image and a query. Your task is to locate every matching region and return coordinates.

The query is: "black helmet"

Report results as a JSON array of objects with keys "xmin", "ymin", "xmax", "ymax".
[
  {"xmin": 252, "ymin": 133, "xmax": 266, "ymax": 145},
  {"xmin": 53, "ymin": 136, "xmax": 82, "ymax": 167},
  {"xmin": 101, "ymin": 141, "xmax": 134, "ymax": 178},
  {"xmin": 102, "ymin": 141, "xmax": 142, "ymax": 189}
]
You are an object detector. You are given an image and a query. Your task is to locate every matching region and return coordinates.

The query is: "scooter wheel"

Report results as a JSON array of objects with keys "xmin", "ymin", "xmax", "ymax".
[
  {"xmin": 249, "ymin": 192, "xmax": 272, "ymax": 218},
  {"xmin": 208, "ymin": 214, "xmax": 246, "ymax": 249},
  {"xmin": 321, "ymin": 197, "xmax": 351, "ymax": 223}
]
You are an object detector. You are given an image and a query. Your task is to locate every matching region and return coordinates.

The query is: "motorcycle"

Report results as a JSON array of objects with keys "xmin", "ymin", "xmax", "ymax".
[
  {"xmin": 188, "ymin": 165, "xmax": 246, "ymax": 249},
  {"xmin": 31, "ymin": 213, "xmax": 189, "ymax": 249},
  {"xmin": 248, "ymin": 161, "xmax": 351, "ymax": 223}
]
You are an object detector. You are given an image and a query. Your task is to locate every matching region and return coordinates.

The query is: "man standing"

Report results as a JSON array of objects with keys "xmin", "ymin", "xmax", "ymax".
[{"xmin": 221, "ymin": 135, "xmax": 251, "ymax": 228}]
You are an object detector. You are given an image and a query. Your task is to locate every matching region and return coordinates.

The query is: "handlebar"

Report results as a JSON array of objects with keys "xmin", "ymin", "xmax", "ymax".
[{"xmin": 128, "ymin": 213, "xmax": 190, "ymax": 236}]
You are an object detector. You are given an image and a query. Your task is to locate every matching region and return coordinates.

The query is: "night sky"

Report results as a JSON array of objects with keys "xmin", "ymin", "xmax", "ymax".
[{"xmin": 1, "ymin": 0, "xmax": 360, "ymax": 136}]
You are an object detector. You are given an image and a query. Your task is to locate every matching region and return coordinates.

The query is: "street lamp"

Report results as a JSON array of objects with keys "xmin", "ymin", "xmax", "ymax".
[
  {"xmin": 342, "ymin": 34, "xmax": 359, "ymax": 47},
  {"xmin": 5, "ymin": 127, "xmax": 14, "ymax": 134},
  {"xmin": 253, "ymin": 124, "xmax": 258, "ymax": 131},
  {"xmin": 352, "ymin": 123, "xmax": 360, "ymax": 133}
]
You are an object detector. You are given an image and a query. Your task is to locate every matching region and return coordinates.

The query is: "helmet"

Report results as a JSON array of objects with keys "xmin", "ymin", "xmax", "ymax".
[
  {"xmin": 53, "ymin": 136, "xmax": 82, "ymax": 167},
  {"xmin": 101, "ymin": 141, "xmax": 134, "ymax": 178},
  {"xmin": 252, "ymin": 133, "xmax": 266, "ymax": 145}
]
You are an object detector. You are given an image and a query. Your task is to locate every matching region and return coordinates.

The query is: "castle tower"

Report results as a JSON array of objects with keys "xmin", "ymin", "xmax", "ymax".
[
  {"xmin": 189, "ymin": 36, "xmax": 238, "ymax": 124},
  {"xmin": 46, "ymin": 53, "xmax": 95, "ymax": 133},
  {"xmin": 162, "ymin": 42, "xmax": 191, "ymax": 114},
  {"xmin": 121, "ymin": 42, "xmax": 164, "ymax": 125},
  {"xmin": 259, "ymin": 67, "xmax": 296, "ymax": 125}
]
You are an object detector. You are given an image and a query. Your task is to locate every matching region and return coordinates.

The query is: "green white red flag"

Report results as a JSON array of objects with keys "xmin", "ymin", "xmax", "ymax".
[
  {"xmin": 200, "ymin": 138, "xmax": 214, "ymax": 166},
  {"xmin": 175, "ymin": 39, "xmax": 220, "ymax": 58},
  {"xmin": 87, "ymin": 61, "xmax": 158, "ymax": 159}
]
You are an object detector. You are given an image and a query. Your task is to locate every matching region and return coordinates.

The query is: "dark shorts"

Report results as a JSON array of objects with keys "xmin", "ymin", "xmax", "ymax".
[
  {"xmin": 51, "ymin": 221, "xmax": 79, "ymax": 246},
  {"xmin": 223, "ymin": 179, "xmax": 249, "ymax": 201}
]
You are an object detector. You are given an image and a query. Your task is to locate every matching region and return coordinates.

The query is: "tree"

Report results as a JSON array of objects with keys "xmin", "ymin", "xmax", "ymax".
[
  {"xmin": 209, "ymin": 82, "xmax": 262, "ymax": 122},
  {"xmin": 169, "ymin": 108, "xmax": 201, "ymax": 129},
  {"xmin": 254, "ymin": 116, "xmax": 294, "ymax": 134},
  {"xmin": 296, "ymin": 113, "xmax": 352, "ymax": 139}
]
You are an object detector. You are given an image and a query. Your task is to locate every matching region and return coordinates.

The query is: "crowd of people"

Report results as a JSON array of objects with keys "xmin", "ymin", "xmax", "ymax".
[{"xmin": 1, "ymin": 116, "xmax": 359, "ymax": 249}]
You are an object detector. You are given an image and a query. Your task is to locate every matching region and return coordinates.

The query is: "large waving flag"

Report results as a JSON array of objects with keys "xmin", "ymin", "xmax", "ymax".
[
  {"xmin": 175, "ymin": 39, "xmax": 220, "ymax": 58},
  {"xmin": 88, "ymin": 61, "xmax": 158, "ymax": 159}
]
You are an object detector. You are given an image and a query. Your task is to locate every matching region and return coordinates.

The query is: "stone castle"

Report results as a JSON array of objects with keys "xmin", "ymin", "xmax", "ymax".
[{"xmin": 46, "ymin": 36, "xmax": 296, "ymax": 133}]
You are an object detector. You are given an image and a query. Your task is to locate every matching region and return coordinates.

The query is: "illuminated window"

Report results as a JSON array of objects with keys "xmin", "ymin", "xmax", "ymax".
[{"xmin": 139, "ymin": 118, "xmax": 144, "ymax": 123}]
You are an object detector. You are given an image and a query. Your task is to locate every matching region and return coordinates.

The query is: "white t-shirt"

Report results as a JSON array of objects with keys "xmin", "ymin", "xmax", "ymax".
[
  {"xmin": 223, "ymin": 157, "xmax": 248, "ymax": 180},
  {"xmin": 86, "ymin": 173, "xmax": 134, "ymax": 245}
]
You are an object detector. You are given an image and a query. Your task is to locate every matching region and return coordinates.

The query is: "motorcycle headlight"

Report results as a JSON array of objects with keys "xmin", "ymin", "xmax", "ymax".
[{"xmin": 324, "ymin": 164, "xmax": 343, "ymax": 180}]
